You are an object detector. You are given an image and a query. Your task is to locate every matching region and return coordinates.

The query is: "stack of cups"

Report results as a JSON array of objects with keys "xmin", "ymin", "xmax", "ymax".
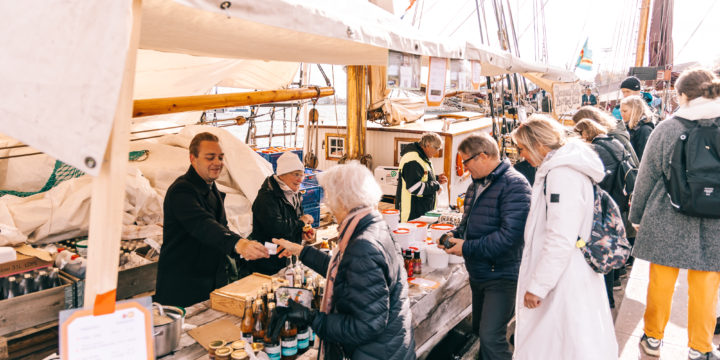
[
  {"xmin": 391, "ymin": 228, "xmax": 412, "ymax": 249},
  {"xmin": 429, "ymin": 223, "xmax": 455, "ymax": 243},
  {"xmin": 381, "ymin": 209, "xmax": 400, "ymax": 231},
  {"xmin": 407, "ymin": 221, "xmax": 428, "ymax": 243}
]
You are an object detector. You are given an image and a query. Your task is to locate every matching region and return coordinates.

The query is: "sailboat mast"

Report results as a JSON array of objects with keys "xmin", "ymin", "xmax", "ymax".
[{"xmin": 635, "ymin": 0, "xmax": 652, "ymax": 67}]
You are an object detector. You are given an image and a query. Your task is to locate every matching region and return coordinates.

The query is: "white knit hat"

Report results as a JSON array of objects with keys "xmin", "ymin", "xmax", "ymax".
[{"xmin": 275, "ymin": 151, "xmax": 304, "ymax": 175}]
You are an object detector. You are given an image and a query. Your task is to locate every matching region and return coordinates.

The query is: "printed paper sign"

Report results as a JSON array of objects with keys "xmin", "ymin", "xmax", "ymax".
[
  {"xmin": 426, "ymin": 57, "xmax": 448, "ymax": 107},
  {"xmin": 471, "ymin": 61, "xmax": 482, "ymax": 90},
  {"xmin": 387, "ymin": 50, "xmax": 421, "ymax": 90}
]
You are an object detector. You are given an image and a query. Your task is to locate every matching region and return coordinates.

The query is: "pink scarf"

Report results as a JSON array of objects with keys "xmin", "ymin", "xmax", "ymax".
[{"xmin": 319, "ymin": 206, "xmax": 372, "ymax": 358}]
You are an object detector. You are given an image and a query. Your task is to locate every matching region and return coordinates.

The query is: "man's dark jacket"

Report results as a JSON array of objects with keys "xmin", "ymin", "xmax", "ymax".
[
  {"xmin": 299, "ymin": 212, "xmax": 415, "ymax": 360},
  {"xmin": 452, "ymin": 160, "xmax": 531, "ymax": 283},
  {"xmin": 394, "ymin": 142, "xmax": 440, "ymax": 221},
  {"xmin": 248, "ymin": 176, "xmax": 304, "ymax": 275},
  {"xmin": 155, "ymin": 166, "xmax": 240, "ymax": 307}
]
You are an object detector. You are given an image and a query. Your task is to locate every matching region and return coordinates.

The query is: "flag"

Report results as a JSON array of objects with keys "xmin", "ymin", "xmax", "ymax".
[{"xmin": 576, "ymin": 38, "xmax": 593, "ymax": 71}]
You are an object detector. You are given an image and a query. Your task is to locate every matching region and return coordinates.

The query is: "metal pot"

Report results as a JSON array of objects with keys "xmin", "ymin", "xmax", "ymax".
[{"xmin": 153, "ymin": 302, "xmax": 185, "ymax": 357}]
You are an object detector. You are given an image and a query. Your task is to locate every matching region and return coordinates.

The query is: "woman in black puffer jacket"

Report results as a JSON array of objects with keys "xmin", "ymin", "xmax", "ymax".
[{"xmin": 273, "ymin": 162, "xmax": 415, "ymax": 360}]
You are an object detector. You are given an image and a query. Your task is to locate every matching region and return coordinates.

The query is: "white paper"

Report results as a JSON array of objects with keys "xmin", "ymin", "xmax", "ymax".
[
  {"xmin": 471, "ymin": 61, "xmax": 482, "ymax": 90},
  {"xmin": 426, "ymin": 57, "xmax": 448, "ymax": 105},
  {"xmin": 65, "ymin": 306, "xmax": 150, "ymax": 359},
  {"xmin": 0, "ymin": 1, "xmax": 133, "ymax": 175}
]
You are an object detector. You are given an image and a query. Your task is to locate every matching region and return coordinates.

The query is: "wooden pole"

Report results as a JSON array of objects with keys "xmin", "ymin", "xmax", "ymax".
[
  {"xmin": 133, "ymin": 87, "xmax": 334, "ymax": 118},
  {"xmin": 346, "ymin": 66, "xmax": 367, "ymax": 159},
  {"xmin": 635, "ymin": 0, "xmax": 652, "ymax": 67},
  {"xmin": 84, "ymin": 0, "xmax": 142, "ymax": 307}
]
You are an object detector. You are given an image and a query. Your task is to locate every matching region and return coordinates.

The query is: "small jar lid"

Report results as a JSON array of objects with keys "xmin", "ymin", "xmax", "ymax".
[
  {"xmin": 231, "ymin": 350, "xmax": 248, "ymax": 360},
  {"xmin": 230, "ymin": 340, "xmax": 246, "ymax": 350},
  {"xmin": 215, "ymin": 347, "xmax": 232, "ymax": 356},
  {"xmin": 209, "ymin": 340, "xmax": 227, "ymax": 349}
]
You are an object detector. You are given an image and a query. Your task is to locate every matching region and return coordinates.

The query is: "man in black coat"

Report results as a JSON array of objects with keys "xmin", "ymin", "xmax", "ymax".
[
  {"xmin": 443, "ymin": 133, "xmax": 531, "ymax": 360},
  {"xmin": 155, "ymin": 132, "xmax": 269, "ymax": 307}
]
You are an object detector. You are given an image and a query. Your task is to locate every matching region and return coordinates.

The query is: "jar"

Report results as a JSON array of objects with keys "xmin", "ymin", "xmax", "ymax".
[
  {"xmin": 252, "ymin": 342, "xmax": 264, "ymax": 353},
  {"xmin": 215, "ymin": 346, "xmax": 233, "ymax": 360},
  {"xmin": 230, "ymin": 340, "xmax": 246, "ymax": 350},
  {"xmin": 208, "ymin": 340, "xmax": 227, "ymax": 359},
  {"xmin": 231, "ymin": 350, "xmax": 249, "ymax": 360}
]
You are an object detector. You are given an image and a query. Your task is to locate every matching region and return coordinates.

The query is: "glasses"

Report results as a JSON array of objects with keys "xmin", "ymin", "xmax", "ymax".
[{"xmin": 462, "ymin": 153, "xmax": 481, "ymax": 166}]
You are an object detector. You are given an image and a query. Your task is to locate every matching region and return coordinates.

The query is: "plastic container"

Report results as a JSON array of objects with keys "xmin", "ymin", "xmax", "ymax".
[
  {"xmin": 391, "ymin": 228, "xmax": 412, "ymax": 249},
  {"xmin": 429, "ymin": 223, "xmax": 455, "ymax": 243},
  {"xmin": 75, "ymin": 240, "xmax": 88, "ymax": 257},
  {"xmin": 381, "ymin": 209, "xmax": 400, "ymax": 231},
  {"xmin": 305, "ymin": 205, "xmax": 320, "ymax": 228},
  {"xmin": 407, "ymin": 221, "xmax": 428, "ymax": 243},
  {"xmin": 300, "ymin": 184, "xmax": 323, "ymax": 208},
  {"xmin": 448, "ymin": 254, "xmax": 465, "ymax": 264},
  {"xmin": 426, "ymin": 246, "xmax": 449, "ymax": 269}
]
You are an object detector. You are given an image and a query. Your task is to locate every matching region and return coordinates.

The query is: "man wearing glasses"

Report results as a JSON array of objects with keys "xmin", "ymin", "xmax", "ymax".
[
  {"xmin": 395, "ymin": 132, "xmax": 448, "ymax": 222},
  {"xmin": 440, "ymin": 132, "xmax": 531, "ymax": 360}
]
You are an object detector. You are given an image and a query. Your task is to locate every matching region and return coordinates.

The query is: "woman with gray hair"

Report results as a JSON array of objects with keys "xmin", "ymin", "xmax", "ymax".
[
  {"xmin": 511, "ymin": 115, "xmax": 617, "ymax": 359},
  {"xmin": 272, "ymin": 162, "xmax": 415, "ymax": 360}
]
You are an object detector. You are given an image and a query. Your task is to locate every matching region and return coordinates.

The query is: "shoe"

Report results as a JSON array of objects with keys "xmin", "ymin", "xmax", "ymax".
[
  {"xmin": 715, "ymin": 316, "xmax": 720, "ymax": 335},
  {"xmin": 688, "ymin": 348, "xmax": 720, "ymax": 360},
  {"xmin": 640, "ymin": 334, "xmax": 661, "ymax": 357},
  {"xmin": 618, "ymin": 267, "xmax": 628, "ymax": 278},
  {"xmin": 613, "ymin": 279, "xmax": 622, "ymax": 290}
]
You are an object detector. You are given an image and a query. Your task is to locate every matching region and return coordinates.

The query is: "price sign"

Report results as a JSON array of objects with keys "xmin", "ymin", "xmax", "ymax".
[{"xmin": 426, "ymin": 57, "xmax": 448, "ymax": 107}]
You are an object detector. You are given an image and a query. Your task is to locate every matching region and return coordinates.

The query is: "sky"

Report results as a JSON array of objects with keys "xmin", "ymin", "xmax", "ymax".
[{"xmin": 310, "ymin": 0, "xmax": 720, "ymax": 98}]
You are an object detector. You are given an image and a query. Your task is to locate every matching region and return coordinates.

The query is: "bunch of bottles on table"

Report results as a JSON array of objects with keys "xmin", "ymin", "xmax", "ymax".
[
  {"xmin": 211, "ymin": 256, "xmax": 326, "ymax": 360},
  {"xmin": 1, "ymin": 267, "xmax": 62, "ymax": 299}
]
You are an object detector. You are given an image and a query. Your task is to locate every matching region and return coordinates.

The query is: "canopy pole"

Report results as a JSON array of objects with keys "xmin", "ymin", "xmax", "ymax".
[
  {"xmin": 133, "ymin": 87, "xmax": 334, "ymax": 118},
  {"xmin": 346, "ymin": 65, "xmax": 367, "ymax": 160},
  {"xmin": 84, "ymin": 0, "xmax": 142, "ymax": 308}
]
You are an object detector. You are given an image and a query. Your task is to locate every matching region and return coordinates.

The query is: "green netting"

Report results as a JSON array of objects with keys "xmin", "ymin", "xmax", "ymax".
[{"xmin": 0, "ymin": 150, "xmax": 149, "ymax": 198}]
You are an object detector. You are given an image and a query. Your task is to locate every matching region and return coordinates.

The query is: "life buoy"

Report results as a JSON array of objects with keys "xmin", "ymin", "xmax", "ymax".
[{"xmin": 455, "ymin": 152, "xmax": 465, "ymax": 176}]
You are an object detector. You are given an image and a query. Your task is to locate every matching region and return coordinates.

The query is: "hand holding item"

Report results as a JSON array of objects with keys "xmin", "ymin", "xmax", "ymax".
[
  {"xmin": 235, "ymin": 238, "xmax": 270, "ymax": 260},
  {"xmin": 300, "ymin": 214, "xmax": 314, "ymax": 224},
  {"xmin": 632, "ymin": 223, "xmax": 640, "ymax": 231},
  {"xmin": 523, "ymin": 291, "xmax": 542, "ymax": 309},
  {"xmin": 273, "ymin": 238, "xmax": 303, "ymax": 258},
  {"xmin": 302, "ymin": 225, "xmax": 315, "ymax": 242},
  {"xmin": 437, "ymin": 173, "xmax": 448, "ymax": 185},
  {"xmin": 286, "ymin": 298, "xmax": 316, "ymax": 327},
  {"xmin": 442, "ymin": 237, "xmax": 463, "ymax": 256}
]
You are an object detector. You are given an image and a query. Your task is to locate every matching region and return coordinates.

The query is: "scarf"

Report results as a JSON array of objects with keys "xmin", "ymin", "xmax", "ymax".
[
  {"xmin": 274, "ymin": 175, "xmax": 300, "ymax": 208},
  {"xmin": 319, "ymin": 206, "xmax": 372, "ymax": 358}
]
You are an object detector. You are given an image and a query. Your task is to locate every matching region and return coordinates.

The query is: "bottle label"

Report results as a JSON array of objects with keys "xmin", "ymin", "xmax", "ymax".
[
  {"xmin": 297, "ymin": 329, "xmax": 309, "ymax": 349},
  {"xmin": 265, "ymin": 343, "xmax": 281, "ymax": 360},
  {"xmin": 281, "ymin": 338, "xmax": 297, "ymax": 356},
  {"xmin": 241, "ymin": 333, "xmax": 253, "ymax": 344}
]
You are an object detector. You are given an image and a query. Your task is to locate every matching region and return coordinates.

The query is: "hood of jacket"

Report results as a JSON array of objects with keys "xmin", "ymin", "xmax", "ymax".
[
  {"xmin": 674, "ymin": 97, "xmax": 720, "ymax": 120},
  {"xmin": 400, "ymin": 142, "xmax": 430, "ymax": 162},
  {"xmin": 535, "ymin": 138, "xmax": 605, "ymax": 184}
]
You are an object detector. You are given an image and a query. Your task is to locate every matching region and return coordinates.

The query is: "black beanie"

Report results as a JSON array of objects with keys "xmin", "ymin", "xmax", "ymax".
[{"xmin": 620, "ymin": 76, "xmax": 641, "ymax": 91}]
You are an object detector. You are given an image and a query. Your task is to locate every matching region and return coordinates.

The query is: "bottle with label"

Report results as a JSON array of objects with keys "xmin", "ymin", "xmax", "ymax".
[
  {"xmin": 280, "ymin": 320, "xmax": 297, "ymax": 360},
  {"xmin": 296, "ymin": 324, "xmax": 310, "ymax": 354},
  {"xmin": 413, "ymin": 250, "xmax": 422, "ymax": 275},
  {"xmin": 263, "ymin": 303, "xmax": 281, "ymax": 360},
  {"xmin": 284, "ymin": 259, "xmax": 295, "ymax": 286},
  {"xmin": 240, "ymin": 296, "xmax": 255, "ymax": 344},
  {"xmin": 252, "ymin": 298, "xmax": 266, "ymax": 344}
]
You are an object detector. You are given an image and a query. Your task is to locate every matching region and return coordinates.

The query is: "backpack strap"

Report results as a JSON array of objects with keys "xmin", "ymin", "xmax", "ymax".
[{"xmin": 593, "ymin": 138, "xmax": 621, "ymax": 163}]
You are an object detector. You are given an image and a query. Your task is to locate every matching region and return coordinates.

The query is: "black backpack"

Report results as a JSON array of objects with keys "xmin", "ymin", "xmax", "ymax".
[
  {"xmin": 594, "ymin": 139, "xmax": 638, "ymax": 212},
  {"xmin": 663, "ymin": 117, "xmax": 720, "ymax": 218}
]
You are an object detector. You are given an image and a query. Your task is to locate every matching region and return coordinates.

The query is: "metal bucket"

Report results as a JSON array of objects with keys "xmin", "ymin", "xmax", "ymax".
[{"xmin": 153, "ymin": 302, "xmax": 185, "ymax": 357}]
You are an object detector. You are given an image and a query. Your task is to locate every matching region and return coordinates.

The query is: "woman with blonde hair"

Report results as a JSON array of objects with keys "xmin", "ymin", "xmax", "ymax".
[
  {"xmin": 630, "ymin": 68, "xmax": 720, "ymax": 359},
  {"xmin": 620, "ymin": 95, "xmax": 655, "ymax": 161},
  {"xmin": 512, "ymin": 115, "xmax": 617, "ymax": 359},
  {"xmin": 573, "ymin": 105, "xmax": 638, "ymax": 165}
]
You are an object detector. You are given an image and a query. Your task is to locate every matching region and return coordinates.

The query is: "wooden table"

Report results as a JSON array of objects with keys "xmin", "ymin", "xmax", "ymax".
[{"xmin": 163, "ymin": 264, "xmax": 471, "ymax": 359}]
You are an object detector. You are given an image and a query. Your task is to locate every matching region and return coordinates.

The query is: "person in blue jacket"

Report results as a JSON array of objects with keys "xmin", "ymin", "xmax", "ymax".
[
  {"xmin": 582, "ymin": 88, "xmax": 597, "ymax": 106},
  {"xmin": 441, "ymin": 132, "xmax": 531, "ymax": 360}
]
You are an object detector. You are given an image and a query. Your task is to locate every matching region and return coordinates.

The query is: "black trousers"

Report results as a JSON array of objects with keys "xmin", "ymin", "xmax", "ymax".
[{"xmin": 470, "ymin": 279, "xmax": 517, "ymax": 360}]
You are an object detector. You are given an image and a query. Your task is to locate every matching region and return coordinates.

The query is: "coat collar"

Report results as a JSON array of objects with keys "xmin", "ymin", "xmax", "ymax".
[
  {"xmin": 674, "ymin": 97, "xmax": 720, "ymax": 120},
  {"xmin": 475, "ymin": 159, "xmax": 510, "ymax": 184},
  {"xmin": 185, "ymin": 165, "xmax": 214, "ymax": 195}
]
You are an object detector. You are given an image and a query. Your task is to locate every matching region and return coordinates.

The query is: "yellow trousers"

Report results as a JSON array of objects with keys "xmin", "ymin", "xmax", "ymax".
[{"xmin": 644, "ymin": 263, "xmax": 720, "ymax": 353}]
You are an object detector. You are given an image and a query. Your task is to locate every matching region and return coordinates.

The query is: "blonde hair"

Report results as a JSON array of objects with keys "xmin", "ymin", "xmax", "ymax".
[
  {"xmin": 573, "ymin": 118, "xmax": 608, "ymax": 142},
  {"xmin": 511, "ymin": 114, "xmax": 567, "ymax": 165},
  {"xmin": 620, "ymin": 95, "xmax": 653, "ymax": 129}
]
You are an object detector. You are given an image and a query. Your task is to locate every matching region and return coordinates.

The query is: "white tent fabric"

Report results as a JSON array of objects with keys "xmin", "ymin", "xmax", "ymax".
[
  {"xmin": 135, "ymin": 50, "xmax": 300, "ymax": 99},
  {"xmin": 0, "ymin": 1, "xmax": 133, "ymax": 175}
]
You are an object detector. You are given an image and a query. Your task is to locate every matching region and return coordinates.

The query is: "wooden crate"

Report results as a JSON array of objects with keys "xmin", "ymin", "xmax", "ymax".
[
  {"xmin": 0, "ymin": 321, "xmax": 58, "ymax": 360},
  {"xmin": 71, "ymin": 260, "xmax": 158, "ymax": 307},
  {"xmin": 0, "ymin": 274, "xmax": 74, "ymax": 337},
  {"xmin": 210, "ymin": 273, "xmax": 277, "ymax": 317}
]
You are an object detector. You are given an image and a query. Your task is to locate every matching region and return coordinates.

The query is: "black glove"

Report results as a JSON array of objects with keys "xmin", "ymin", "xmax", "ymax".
[
  {"xmin": 287, "ymin": 298, "xmax": 316, "ymax": 328},
  {"xmin": 267, "ymin": 307, "xmax": 289, "ymax": 342}
]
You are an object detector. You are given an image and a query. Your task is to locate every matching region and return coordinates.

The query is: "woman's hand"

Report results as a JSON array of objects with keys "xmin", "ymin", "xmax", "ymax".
[
  {"xmin": 523, "ymin": 291, "xmax": 542, "ymax": 309},
  {"xmin": 273, "ymin": 238, "xmax": 303, "ymax": 258},
  {"xmin": 302, "ymin": 227, "xmax": 315, "ymax": 242},
  {"xmin": 300, "ymin": 214, "xmax": 314, "ymax": 224}
]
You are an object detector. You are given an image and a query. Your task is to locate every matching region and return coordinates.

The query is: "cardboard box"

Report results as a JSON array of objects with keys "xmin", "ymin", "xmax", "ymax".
[
  {"xmin": 0, "ymin": 253, "xmax": 52, "ymax": 278},
  {"xmin": 209, "ymin": 273, "xmax": 281, "ymax": 317}
]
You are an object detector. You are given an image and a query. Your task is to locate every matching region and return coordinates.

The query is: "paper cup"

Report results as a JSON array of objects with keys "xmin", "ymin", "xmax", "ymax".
[
  {"xmin": 429, "ymin": 223, "xmax": 455, "ymax": 243},
  {"xmin": 381, "ymin": 209, "xmax": 400, "ymax": 231},
  {"xmin": 392, "ymin": 228, "xmax": 412, "ymax": 249}
]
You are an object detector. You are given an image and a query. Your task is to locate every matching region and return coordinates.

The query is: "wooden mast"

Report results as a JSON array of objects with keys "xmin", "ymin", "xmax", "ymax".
[
  {"xmin": 346, "ymin": 66, "xmax": 367, "ymax": 160},
  {"xmin": 635, "ymin": 0, "xmax": 652, "ymax": 67},
  {"xmin": 84, "ymin": 0, "xmax": 142, "ymax": 308},
  {"xmin": 133, "ymin": 87, "xmax": 334, "ymax": 118}
]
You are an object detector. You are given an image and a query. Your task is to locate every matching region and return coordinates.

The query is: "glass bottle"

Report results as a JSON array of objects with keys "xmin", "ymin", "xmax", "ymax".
[
  {"xmin": 280, "ymin": 320, "xmax": 297, "ymax": 360},
  {"xmin": 48, "ymin": 268, "xmax": 60, "ymax": 288},
  {"xmin": 284, "ymin": 258, "xmax": 295, "ymax": 286},
  {"xmin": 5, "ymin": 276, "xmax": 18, "ymax": 299},
  {"xmin": 252, "ymin": 298, "xmax": 266, "ymax": 345},
  {"xmin": 240, "ymin": 296, "xmax": 255, "ymax": 343},
  {"xmin": 413, "ymin": 250, "xmax": 422, "ymax": 275},
  {"xmin": 263, "ymin": 303, "xmax": 281, "ymax": 360}
]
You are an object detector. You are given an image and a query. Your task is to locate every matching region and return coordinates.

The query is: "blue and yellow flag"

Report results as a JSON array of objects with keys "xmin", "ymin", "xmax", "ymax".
[{"xmin": 576, "ymin": 38, "xmax": 593, "ymax": 71}]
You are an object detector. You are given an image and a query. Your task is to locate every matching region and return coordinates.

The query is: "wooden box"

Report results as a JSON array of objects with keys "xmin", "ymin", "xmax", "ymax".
[
  {"xmin": 209, "ymin": 273, "xmax": 277, "ymax": 317},
  {"xmin": 0, "ymin": 254, "xmax": 52, "ymax": 278},
  {"xmin": 0, "ymin": 274, "xmax": 74, "ymax": 337},
  {"xmin": 71, "ymin": 260, "xmax": 158, "ymax": 307}
]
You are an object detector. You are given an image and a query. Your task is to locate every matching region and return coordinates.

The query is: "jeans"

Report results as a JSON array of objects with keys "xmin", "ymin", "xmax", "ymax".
[
  {"xmin": 604, "ymin": 269, "xmax": 615, "ymax": 308},
  {"xmin": 470, "ymin": 279, "xmax": 517, "ymax": 360}
]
